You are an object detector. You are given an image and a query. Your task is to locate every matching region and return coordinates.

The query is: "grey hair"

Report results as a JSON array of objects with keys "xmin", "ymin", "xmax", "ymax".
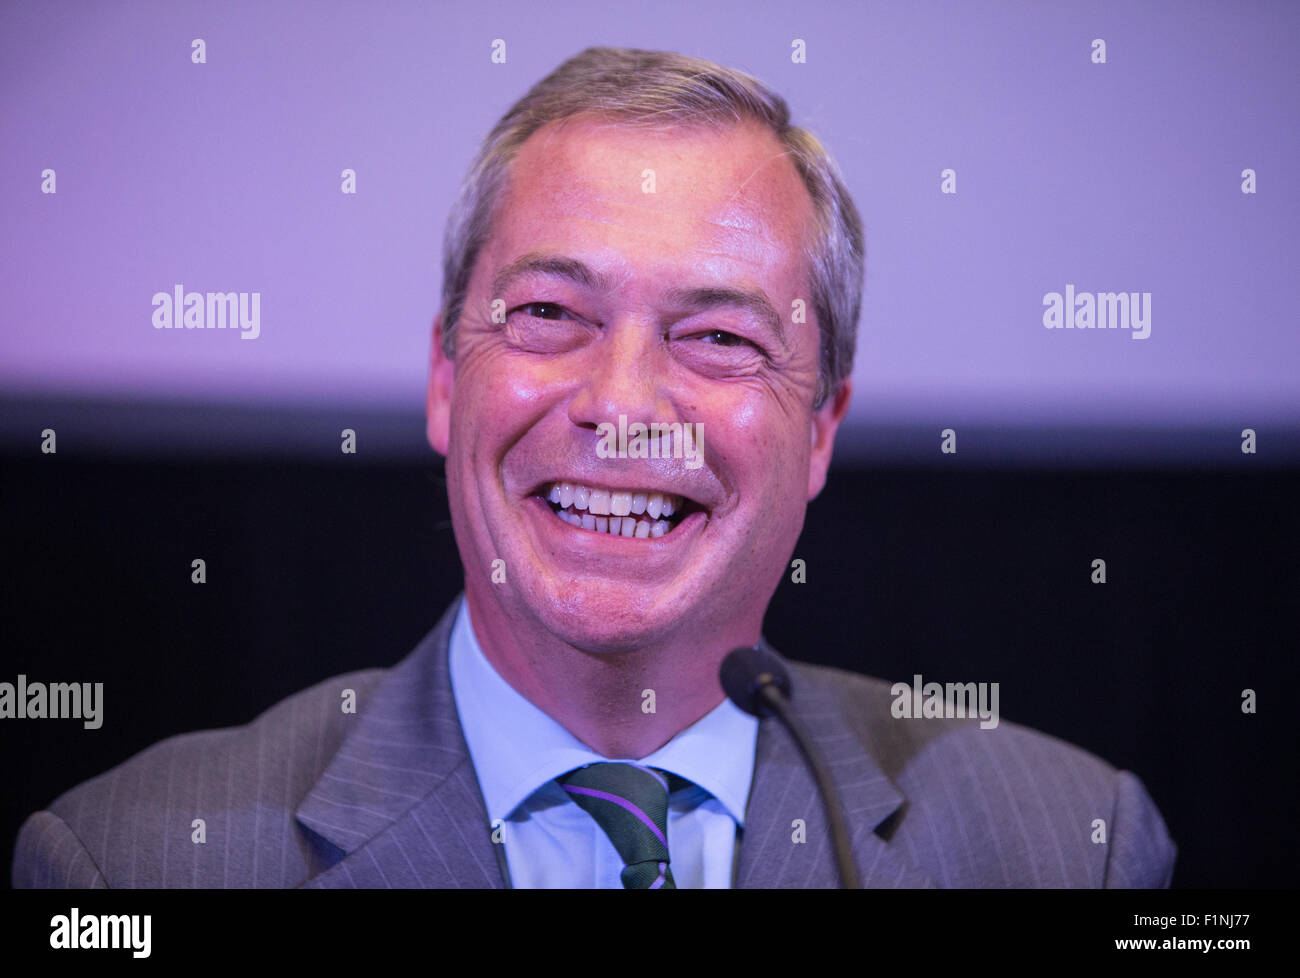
[{"xmin": 437, "ymin": 46, "xmax": 864, "ymax": 409}]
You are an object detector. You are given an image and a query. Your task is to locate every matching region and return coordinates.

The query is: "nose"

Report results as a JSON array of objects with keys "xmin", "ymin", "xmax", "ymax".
[{"xmin": 568, "ymin": 319, "xmax": 675, "ymax": 431}]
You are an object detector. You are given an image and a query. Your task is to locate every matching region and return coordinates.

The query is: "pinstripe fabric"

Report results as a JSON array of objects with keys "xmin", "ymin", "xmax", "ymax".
[
  {"xmin": 12, "ymin": 664, "xmax": 386, "ymax": 888},
  {"xmin": 735, "ymin": 646, "xmax": 1175, "ymax": 888},
  {"xmin": 12, "ymin": 596, "xmax": 1176, "ymax": 888}
]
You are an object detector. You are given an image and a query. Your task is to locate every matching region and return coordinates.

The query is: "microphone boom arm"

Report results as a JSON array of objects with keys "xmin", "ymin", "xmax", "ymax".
[{"xmin": 757, "ymin": 682, "xmax": 862, "ymax": 889}]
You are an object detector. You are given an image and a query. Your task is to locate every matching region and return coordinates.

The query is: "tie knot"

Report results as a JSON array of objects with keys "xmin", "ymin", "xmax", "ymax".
[{"xmin": 558, "ymin": 763, "xmax": 685, "ymax": 889}]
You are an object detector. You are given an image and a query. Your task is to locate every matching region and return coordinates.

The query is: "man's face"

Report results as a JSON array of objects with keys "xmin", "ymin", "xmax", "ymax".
[{"xmin": 427, "ymin": 114, "xmax": 850, "ymax": 653}]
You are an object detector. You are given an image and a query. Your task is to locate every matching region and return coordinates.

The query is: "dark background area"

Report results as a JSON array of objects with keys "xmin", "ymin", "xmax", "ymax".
[{"xmin": 2, "ymin": 450, "xmax": 1296, "ymax": 888}]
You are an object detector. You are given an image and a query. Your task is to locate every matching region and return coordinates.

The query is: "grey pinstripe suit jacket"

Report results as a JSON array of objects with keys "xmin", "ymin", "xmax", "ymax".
[{"xmin": 12, "ymin": 597, "xmax": 1176, "ymax": 888}]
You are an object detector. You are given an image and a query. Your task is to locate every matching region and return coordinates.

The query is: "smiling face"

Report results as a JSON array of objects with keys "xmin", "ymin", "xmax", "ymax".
[{"xmin": 427, "ymin": 113, "xmax": 851, "ymax": 656}]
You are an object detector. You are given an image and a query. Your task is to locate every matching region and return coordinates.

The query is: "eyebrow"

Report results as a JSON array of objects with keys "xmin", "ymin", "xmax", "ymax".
[
  {"xmin": 664, "ymin": 285, "xmax": 786, "ymax": 347},
  {"xmin": 491, "ymin": 252, "xmax": 613, "ymax": 298},
  {"xmin": 490, "ymin": 252, "xmax": 787, "ymax": 348}
]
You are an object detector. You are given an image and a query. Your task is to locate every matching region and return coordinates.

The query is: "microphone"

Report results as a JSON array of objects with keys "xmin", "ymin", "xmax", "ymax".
[{"xmin": 721, "ymin": 645, "xmax": 861, "ymax": 889}]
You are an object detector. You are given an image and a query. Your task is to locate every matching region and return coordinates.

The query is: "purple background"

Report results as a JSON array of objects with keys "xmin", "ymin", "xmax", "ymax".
[{"xmin": 3, "ymin": 0, "xmax": 1297, "ymax": 460}]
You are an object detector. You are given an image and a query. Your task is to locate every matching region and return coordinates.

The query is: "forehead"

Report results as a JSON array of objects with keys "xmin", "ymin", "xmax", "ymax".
[{"xmin": 487, "ymin": 114, "xmax": 816, "ymax": 294}]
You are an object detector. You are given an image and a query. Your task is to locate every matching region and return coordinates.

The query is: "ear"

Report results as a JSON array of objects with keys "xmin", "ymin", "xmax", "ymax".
[
  {"xmin": 425, "ymin": 314, "xmax": 454, "ymax": 456},
  {"xmin": 807, "ymin": 377, "xmax": 852, "ymax": 501}
]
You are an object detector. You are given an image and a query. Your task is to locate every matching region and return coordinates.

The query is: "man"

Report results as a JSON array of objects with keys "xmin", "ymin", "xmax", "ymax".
[{"xmin": 13, "ymin": 47, "xmax": 1175, "ymax": 889}]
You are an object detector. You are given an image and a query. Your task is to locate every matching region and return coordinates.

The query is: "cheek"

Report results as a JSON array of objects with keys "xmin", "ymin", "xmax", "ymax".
[
  {"xmin": 452, "ymin": 350, "xmax": 555, "ymax": 444},
  {"xmin": 708, "ymin": 391, "xmax": 806, "ymax": 479}
]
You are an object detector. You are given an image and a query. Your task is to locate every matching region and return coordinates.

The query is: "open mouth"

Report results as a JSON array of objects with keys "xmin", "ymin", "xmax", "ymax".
[{"xmin": 536, "ymin": 481, "xmax": 704, "ymax": 539}]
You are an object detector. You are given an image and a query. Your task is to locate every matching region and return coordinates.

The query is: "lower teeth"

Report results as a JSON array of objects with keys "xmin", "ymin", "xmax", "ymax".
[{"xmin": 553, "ymin": 505, "xmax": 671, "ymax": 538}]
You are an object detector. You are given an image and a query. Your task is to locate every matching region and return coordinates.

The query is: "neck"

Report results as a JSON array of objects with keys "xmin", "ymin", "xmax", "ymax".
[{"xmin": 463, "ymin": 588, "xmax": 759, "ymax": 758}]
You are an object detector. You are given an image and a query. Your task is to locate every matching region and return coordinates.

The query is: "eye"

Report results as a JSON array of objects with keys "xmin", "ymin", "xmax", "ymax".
[
  {"xmin": 698, "ymin": 329, "xmax": 754, "ymax": 348},
  {"xmin": 670, "ymin": 325, "xmax": 770, "ymax": 377},
  {"xmin": 503, "ymin": 301, "xmax": 589, "ymax": 354},
  {"xmin": 515, "ymin": 301, "xmax": 570, "ymax": 320}
]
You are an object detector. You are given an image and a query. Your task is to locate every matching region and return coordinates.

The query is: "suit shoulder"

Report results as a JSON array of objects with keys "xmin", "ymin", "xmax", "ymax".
[
  {"xmin": 13, "ymin": 666, "xmax": 387, "ymax": 887},
  {"xmin": 788, "ymin": 659, "xmax": 1114, "ymax": 782},
  {"xmin": 45, "ymin": 666, "xmax": 386, "ymax": 817},
  {"xmin": 787, "ymin": 660, "xmax": 1176, "ymax": 887}
]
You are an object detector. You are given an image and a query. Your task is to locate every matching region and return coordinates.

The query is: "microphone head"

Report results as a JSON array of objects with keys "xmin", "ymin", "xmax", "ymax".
[{"xmin": 720, "ymin": 645, "xmax": 792, "ymax": 717}]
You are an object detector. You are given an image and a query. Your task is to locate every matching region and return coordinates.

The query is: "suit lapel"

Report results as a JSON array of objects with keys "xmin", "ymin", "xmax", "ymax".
[
  {"xmin": 735, "ymin": 643, "xmax": 936, "ymax": 889},
  {"xmin": 295, "ymin": 597, "xmax": 505, "ymax": 888}
]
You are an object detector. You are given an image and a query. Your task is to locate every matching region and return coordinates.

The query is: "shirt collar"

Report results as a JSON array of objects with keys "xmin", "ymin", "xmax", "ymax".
[{"xmin": 448, "ymin": 596, "xmax": 758, "ymax": 826}]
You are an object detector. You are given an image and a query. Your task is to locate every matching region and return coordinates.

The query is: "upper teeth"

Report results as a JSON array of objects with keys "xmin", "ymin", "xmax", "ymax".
[
  {"xmin": 544, "ymin": 482, "xmax": 686, "ymax": 538},
  {"xmin": 546, "ymin": 482, "xmax": 680, "ymax": 518}
]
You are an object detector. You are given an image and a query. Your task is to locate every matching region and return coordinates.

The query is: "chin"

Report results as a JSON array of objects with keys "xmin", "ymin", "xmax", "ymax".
[{"xmin": 526, "ymin": 579, "xmax": 690, "ymax": 654}]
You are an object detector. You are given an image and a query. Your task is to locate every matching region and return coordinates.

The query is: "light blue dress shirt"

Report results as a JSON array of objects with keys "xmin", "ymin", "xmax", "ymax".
[{"xmin": 447, "ymin": 598, "xmax": 760, "ymax": 888}]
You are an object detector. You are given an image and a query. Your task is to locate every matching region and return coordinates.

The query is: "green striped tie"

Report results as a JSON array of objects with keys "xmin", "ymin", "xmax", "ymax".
[{"xmin": 559, "ymin": 763, "xmax": 688, "ymax": 889}]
